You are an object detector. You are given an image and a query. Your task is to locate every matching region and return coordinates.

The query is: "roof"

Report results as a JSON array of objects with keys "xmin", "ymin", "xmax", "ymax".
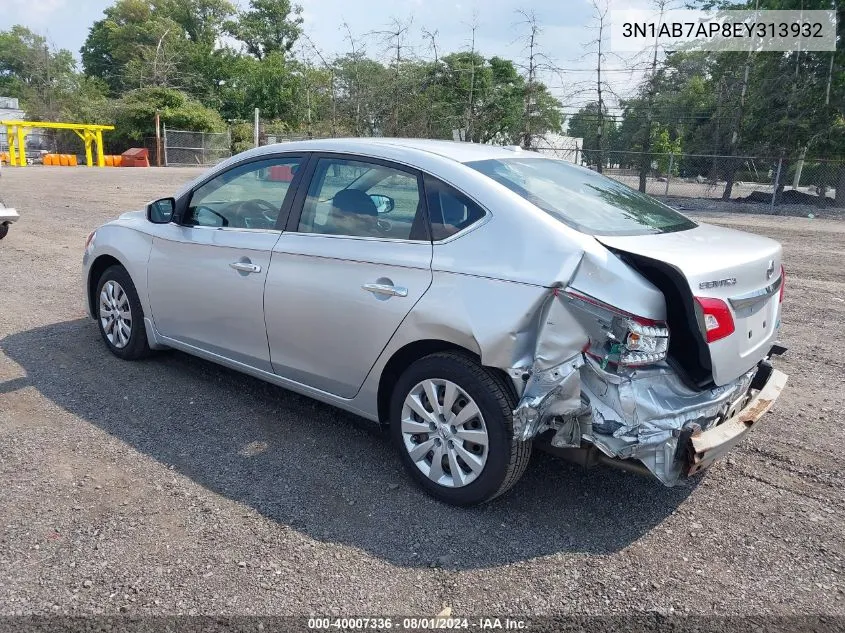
[
  {"xmin": 258, "ymin": 137, "xmax": 537, "ymax": 164},
  {"xmin": 176, "ymin": 137, "xmax": 548, "ymax": 199}
]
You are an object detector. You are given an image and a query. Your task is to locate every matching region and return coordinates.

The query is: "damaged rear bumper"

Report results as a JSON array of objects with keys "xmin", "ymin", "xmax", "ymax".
[
  {"xmin": 686, "ymin": 368, "xmax": 787, "ymax": 475},
  {"xmin": 512, "ymin": 348, "xmax": 788, "ymax": 486}
]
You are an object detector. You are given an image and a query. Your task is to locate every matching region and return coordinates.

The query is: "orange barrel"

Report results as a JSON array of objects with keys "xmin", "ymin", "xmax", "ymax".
[
  {"xmin": 43, "ymin": 154, "xmax": 53, "ymax": 166},
  {"xmin": 59, "ymin": 154, "xmax": 69, "ymax": 166},
  {"xmin": 113, "ymin": 155, "xmax": 123, "ymax": 167},
  {"xmin": 68, "ymin": 154, "xmax": 78, "ymax": 166},
  {"xmin": 104, "ymin": 155, "xmax": 113, "ymax": 167}
]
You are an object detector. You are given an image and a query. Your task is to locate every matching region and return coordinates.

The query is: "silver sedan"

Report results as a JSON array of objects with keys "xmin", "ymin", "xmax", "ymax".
[{"xmin": 83, "ymin": 138, "xmax": 787, "ymax": 505}]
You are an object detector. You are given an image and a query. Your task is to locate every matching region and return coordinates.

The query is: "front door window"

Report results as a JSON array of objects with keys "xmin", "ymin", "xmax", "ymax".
[{"xmin": 186, "ymin": 157, "xmax": 302, "ymax": 230}]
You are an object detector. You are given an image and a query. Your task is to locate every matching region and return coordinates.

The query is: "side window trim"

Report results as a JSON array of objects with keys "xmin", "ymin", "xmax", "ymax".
[
  {"xmin": 422, "ymin": 174, "xmax": 489, "ymax": 242},
  {"xmin": 274, "ymin": 153, "xmax": 313, "ymax": 231},
  {"xmin": 176, "ymin": 153, "xmax": 306, "ymax": 230},
  {"xmin": 284, "ymin": 152, "xmax": 431, "ymax": 242},
  {"xmin": 284, "ymin": 153, "xmax": 320, "ymax": 233}
]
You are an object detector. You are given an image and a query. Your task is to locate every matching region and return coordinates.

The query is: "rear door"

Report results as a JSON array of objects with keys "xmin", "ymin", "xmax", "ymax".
[
  {"xmin": 264, "ymin": 154, "xmax": 433, "ymax": 398},
  {"xmin": 147, "ymin": 155, "xmax": 304, "ymax": 372}
]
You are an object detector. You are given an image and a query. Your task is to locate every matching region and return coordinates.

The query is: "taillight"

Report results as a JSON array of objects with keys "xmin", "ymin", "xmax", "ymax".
[
  {"xmin": 563, "ymin": 288, "xmax": 669, "ymax": 367},
  {"xmin": 779, "ymin": 266, "xmax": 785, "ymax": 303},
  {"xmin": 615, "ymin": 318, "xmax": 670, "ymax": 366},
  {"xmin": 695, "ymin": 296, "xmax": 735, "ymax": 343}
]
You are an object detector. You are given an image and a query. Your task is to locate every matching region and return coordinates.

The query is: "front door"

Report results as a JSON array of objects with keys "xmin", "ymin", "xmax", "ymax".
[
  {"xmin": 265, "ymin": 155, "xmax": 433, "ymax": 397},
  {"xmin": 148, "ymin": 156, "xmax": 304, "ymax": 372}
]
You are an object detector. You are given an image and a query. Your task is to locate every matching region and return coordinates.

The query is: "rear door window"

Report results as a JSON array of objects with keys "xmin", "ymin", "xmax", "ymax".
[
  {"xmin": 423, "ymin": 175, "xmax": 486, "ymax": 241},
  {"xmin": 296, "ymin": 157, "xmax": 428, "ymax": 240}
]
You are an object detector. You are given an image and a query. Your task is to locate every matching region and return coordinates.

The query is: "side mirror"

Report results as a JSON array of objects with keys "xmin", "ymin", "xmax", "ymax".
[
  {"xmin": 147, "ymin": 197, "xmax": 175, "ymax": 224},
  {"xmin": 369, "ymin": 194, "xmax": 395, "ymax": 214}
]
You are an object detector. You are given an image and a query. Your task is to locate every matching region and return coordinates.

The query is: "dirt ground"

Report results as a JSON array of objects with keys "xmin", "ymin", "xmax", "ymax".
[{"xmin": 0, "ymin": 167, "xmax": 843, "ymax": 620}]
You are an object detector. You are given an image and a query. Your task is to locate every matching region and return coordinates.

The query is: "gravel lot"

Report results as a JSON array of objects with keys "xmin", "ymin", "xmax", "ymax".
[{"xmin": 0, "ymin": 167, "xmax": 843, "ymax": 620}]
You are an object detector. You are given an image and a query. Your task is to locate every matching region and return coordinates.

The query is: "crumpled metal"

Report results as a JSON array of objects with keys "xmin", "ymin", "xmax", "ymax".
[
  {"xmin": 512, "ymin": 355, "xmax": 584, "ymax": 441},
  {"xmin": 580, "ymin": 356, "xmax": 756, "ymax": 485},
  {"xmin": 506, "ymin": 280, "xmax": 757, "ymax": 486}
]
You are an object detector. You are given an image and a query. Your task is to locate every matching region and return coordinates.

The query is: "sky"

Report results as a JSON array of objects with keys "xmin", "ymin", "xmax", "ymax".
[{"xmin": 1, "ymin": 0, "xmax": 654, "ymax": 113}]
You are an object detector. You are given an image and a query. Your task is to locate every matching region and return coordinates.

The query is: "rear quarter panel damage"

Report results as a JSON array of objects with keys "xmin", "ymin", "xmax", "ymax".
[{"xmin": 365, "ymin": 233, "xmax": 770, "ymax": 486}]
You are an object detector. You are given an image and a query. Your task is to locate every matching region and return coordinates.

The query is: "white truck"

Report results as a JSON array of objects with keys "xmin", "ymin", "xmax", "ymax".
[{"xmin": 0, "ymin": 160, "xmax": 19, "ymax": 239}]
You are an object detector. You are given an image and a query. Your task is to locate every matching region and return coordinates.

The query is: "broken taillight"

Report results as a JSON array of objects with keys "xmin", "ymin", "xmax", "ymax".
[
  {"xmin": 563, "ymin": 288, "xmax": 670, "ymax": 367},
  {"xmin": 615, "ymin": 318, "xmax": 670, "ymax": 366},
  {"xmin": 779, "ymin": 266, "xmax": 785, "ymax": 303},
  {"xmin": 695, "ymin": 296, "xmax": 735, "ymax": 343}
]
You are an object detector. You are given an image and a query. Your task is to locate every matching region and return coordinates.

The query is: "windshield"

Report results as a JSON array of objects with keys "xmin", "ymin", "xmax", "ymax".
[{"xmin": 466, "ymin": 157, "xmax": 697, "ymax": 236}]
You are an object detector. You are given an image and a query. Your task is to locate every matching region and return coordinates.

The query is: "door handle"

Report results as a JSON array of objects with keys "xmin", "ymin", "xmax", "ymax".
[
  {"xmin": 362, "ymin": 283, "xmax": 408, "ymax": 297},
  {"xmin": 229, "ymin": 261, "xmax": 261, "ymax": 273}
]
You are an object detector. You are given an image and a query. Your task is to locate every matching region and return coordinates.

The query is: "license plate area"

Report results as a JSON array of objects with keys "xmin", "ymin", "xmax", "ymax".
[{"xmin": 734, "ymin": 297, "xmax": 776, "ymax": 352}]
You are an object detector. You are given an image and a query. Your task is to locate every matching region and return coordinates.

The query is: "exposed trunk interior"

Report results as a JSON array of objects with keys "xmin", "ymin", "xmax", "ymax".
[{"xmin": 611, "ymin": 250, "xmax": 715, "ymax": 391}]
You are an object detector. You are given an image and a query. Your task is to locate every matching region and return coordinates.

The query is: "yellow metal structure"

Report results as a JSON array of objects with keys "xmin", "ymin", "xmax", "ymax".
[{"xmin": 1, "ymin": 121, "xmax": 115, "ymax": 167}]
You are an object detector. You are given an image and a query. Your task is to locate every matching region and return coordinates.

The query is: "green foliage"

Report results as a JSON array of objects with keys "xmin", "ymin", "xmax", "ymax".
[
  {"xmin": 619, "ymin": 0, "xmax": 845, "ymax": 162},
  {"xmin": 113, "ymin": 86, "xmax": 224, "ymax": 144},
  {"xmin": 567, "ymin": 102, "xmax": 619, "ymax": 168},
  {"xmin": 421, "ymin": 54, "xmax": 561, "ymax": 144},
  {"xmin": 652, "ymin": 126, "xmax": 682, "ymax": 175},
  {"xmin": 0, "ymin": 25, "xmax": 112, "ymax": 124},
  {"xmin": 230, "ymin": 0, "xmax": 303, "ymax": 60},
  {"xmin": 785, "ymin": 161, "xmax": 840, "ymax": 188}
]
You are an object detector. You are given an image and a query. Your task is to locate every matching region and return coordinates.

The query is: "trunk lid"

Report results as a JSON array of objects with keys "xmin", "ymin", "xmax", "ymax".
[{"xmin": 596, "ymin": 222, "xmax": 783, "ymax": 386}]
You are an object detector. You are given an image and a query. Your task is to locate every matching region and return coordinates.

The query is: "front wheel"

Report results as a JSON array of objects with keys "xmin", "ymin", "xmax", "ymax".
[
  {"xmin": 95, "ymin": 265, "xmax": 151, "ymax": 360},
  {"xmin": 390, "ymin": 351, "xmax": 532, "ymax": 506}
]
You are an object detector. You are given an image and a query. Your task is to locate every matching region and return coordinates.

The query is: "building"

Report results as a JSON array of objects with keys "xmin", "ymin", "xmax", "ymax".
[{"xmin": 0, "ymin": 97, "xmax": 26, "ymax": 158}]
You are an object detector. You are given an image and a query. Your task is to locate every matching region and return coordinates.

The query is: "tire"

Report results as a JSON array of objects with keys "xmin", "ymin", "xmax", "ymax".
[
  {"xmin": 0, "ymin": 223, "xmax": 8, "ymax": 240},
  {"xmin": 390, "ymin": 351, "xmax": 532, "ymax": 506},
  {"xmin": 95, "ymin": 264, "xmax": 151, "ymax": 360}
]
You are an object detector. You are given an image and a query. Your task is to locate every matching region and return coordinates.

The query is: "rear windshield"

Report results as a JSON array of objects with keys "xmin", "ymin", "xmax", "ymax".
[{"xmin": 466, "ymin": 157, "xmax": 697, "ymax": 236}]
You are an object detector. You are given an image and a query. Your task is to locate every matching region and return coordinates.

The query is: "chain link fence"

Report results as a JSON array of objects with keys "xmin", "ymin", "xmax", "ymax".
[
  {"xmin": 158, "ymin": 125, "xmax": 845, "ymax": 213},
  {"xmin": 570, "ymin": 151, "xmax": 845, "ymax": 211},
  {"xmin": 163, "ymin": 127, "xmax": 231, "ymax": 167}
]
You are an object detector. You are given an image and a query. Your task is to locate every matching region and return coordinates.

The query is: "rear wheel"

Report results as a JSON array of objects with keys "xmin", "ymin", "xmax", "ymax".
[
  {"xmin": 390, "ymin": 351, "xmax": 531, "ymax": 506},
  {"xmin": 95, "ymin": 265, "xmax": 151, "ymax": 360},
  {"xmin": 0, "ymin": 222, "xmax": 8, "ymax": 240}
]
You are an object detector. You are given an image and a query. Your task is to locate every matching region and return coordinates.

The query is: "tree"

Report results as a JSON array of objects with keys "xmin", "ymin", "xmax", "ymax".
[
  {"xmin": 156, "ymin": 0, "xmax": 235, "ymax": 46},
  {"xmin": 372, "ymin": 17, "xmax": 414, "ymax": 137},
  {"xmin": 81, "ymin": 1, "xmax": 189, "ymax": 94},
  {"xmin": 431, "ymin": 54, "xmax": 561, "ymax": 144},
  {"xmin": 334, "ymin": 53, "xmax": 392, "ymax": 136},
  {"xmin": 514, "ymin": 10, "xmax": 564, "ymax": 148},
  {"xmin": 572, "ymin": 0, "xmax": 618, "ymax": 172},
  {"xmin": 81, "ymin": 0, "xmax": 236, "ymax": 96},
  {"xmin": 113, "ymin": 86, "xmax": 224, "ymax": 145},
  {"xmin": 0, "ymin": 25, "xmax": 111, "ymax": 123},
  {"xmin": 232, "ymin": 0, "xmax": 303, "ymax": 60},
  {"xmin": 567, "ymin": 102, "xmax": 617, "ymax": 168}
]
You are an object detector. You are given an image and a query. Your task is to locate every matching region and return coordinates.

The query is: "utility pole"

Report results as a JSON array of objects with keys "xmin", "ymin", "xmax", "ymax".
[
  {"xmin": 636, "ymin": 0, "xmax": 669, "ymax": 193},
  {"xmin": 154, "ymin": 111, "xmax": 162, "ymax": 167},
  {"xmin": 593, "ymin": 1, "xmax": 607, "ymax": 173},
  {"xmin": 520, "ymin": 11, "xmax": 539, "ymax": 150},
  {"xmin": 466, "ymin": 16, "xmax": 479, "ymax": 142}
]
